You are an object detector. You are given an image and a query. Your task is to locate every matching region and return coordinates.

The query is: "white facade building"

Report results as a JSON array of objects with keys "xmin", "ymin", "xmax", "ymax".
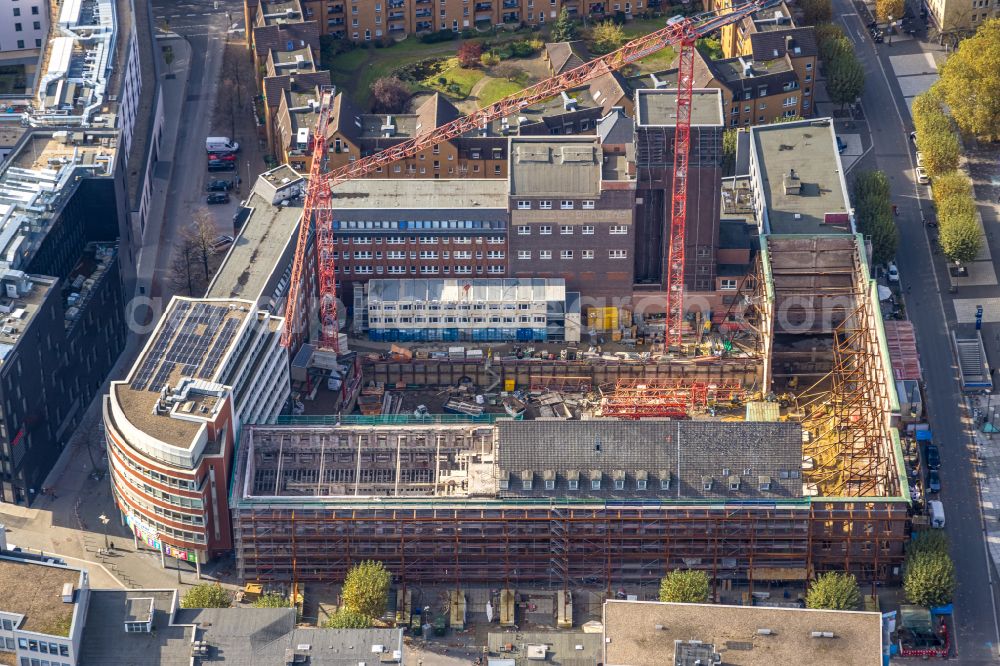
[
  {"xmin": 0, "ymin": 552, "xmax": 89, "ymax": 666},
  {"xmin": 362, "ymin": 278, "xmax": 581, "ymax": 343},
  {"xmin": 0, "ymin": 0, "xmax": 48, "ymax": 53}
]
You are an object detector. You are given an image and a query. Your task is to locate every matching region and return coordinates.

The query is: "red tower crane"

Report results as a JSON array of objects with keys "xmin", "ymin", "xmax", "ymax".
[{"xmin": 280, "ymin": 0, "xmax": 778, "ymax": 351}]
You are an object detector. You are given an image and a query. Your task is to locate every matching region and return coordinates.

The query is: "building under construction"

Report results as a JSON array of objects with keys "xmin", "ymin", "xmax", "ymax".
[{"xmin": 230, "ymin": 226, "xmax": 911, "ymax": 591}]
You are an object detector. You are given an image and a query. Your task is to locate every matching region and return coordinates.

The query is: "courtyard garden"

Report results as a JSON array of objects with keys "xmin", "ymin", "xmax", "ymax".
[{"xmin": 320, "ymin": 9, "xmax": 690, "ymax": 111}]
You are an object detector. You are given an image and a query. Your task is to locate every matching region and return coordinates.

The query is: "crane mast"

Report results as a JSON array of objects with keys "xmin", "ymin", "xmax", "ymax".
[
  {"xmin": 280, "ymin": 87, "xmax": 338, "ymax": 351},
  {"xmin": 280, "ymin": 0, "xmax": 777, "ymax": 351}
]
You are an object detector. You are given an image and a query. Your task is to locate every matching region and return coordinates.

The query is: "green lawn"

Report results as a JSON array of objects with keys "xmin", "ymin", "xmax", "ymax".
[
  {"xmin": 324, "ymin": 33, "xmax": 534, "ymax": 109},
  {"xmin": 476, "ymin": 76, "xmax": 531, "ymax": 107},
  {"xmin": 421, "ymin": 59, "xmax": 485, "ymax": 99}
]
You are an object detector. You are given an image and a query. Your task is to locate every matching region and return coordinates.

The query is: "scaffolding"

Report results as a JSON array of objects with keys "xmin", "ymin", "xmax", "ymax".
[
  {"xmin": 800, "ymin": 298, "xmax": 901, "ymax": 498},
  {"xmin": 230, "ymin": 236, "xmax": 912, "ymax": 591}
]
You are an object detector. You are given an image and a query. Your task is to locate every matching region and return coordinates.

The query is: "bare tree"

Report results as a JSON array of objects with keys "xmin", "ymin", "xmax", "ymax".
[
  {"xmin": 188, "ymin": 211, "xmax": 219, "ymax": 282},
  {"xmin": 494, "ymin": 62, "xmax": 524, "ymax": 82},
  {"xmin": 169, "ymin": 236, "xmax": 201, "ymax": 296}
]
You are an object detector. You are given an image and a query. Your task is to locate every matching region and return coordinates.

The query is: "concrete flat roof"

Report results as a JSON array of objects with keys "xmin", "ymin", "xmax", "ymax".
[
  {"xmin": 331, "ymin": 178, "xmax": 508, "ymax": 209},
  {"xmin": 603, "ymin": 600, "xmax": 882, "ymax": 666},
  {"xmin": 635, "ymin": 88, "xmax": 724, "ymax": 127},
  {"xmin": 207, "ymin": 192, "xmax": 301, "ymax": 304},
  {"xmin": 751, "ymin": 119, "xmax": 851, "ymax": 235},
  {"xmin": 0, "ymin": 275, "xmax": 54, "ymax": 357},
  {"xmin": 509, "ymin": 136, "xmax": 601, "ymax": 197},
  {"xmin": 0, "ymin": 558, "xmax": 81, "ymax": 637}
]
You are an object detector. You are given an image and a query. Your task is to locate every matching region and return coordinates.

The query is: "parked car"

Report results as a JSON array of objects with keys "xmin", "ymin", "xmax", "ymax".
[
  {"xmin": 208, "ymin": 159, "xmax": 236, "ymax": 172},
  {"xmin": 211, "ymin": 235, "xmax": 234, "ymax": 251},
  {"xmin": 206, "ymin": 192, "xmax": 230, "ymax": 205},
  {"xmin": 915, "ymin": 151, "xmax": 925, "ymax": 168},
  {"xmin": 909, "ymin": 131, "xmax": 918, "ymax": 145},
  {"xmin": 207, "ymin": 152, "xmax": 237, "ymax": 162},
  {"xmin": 887, "ymin": 262, "xmax": 899, "ymax": 282},
  {"xmin": 927, "ymin": 469, "xmax": 941, "ymax": 493},
  {"xmin": 836, "ymin": 136, "xmax": 846, "ymax": 154},
  {"xmin": 924, "ymin": 443, "xmax": 940, "ymax": 470},
  {"xmin": 206, "ymin": 179, "xmax": 233, "ymax": 192},
  {"xmin": 916, "ymin": 166, "xmax": 930, "ymax": 184}
]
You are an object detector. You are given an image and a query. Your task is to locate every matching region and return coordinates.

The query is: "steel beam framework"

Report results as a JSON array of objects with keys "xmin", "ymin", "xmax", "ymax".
[{"xmin": 599, "ymin": 379, "xmax": 746, "ymax": 419}]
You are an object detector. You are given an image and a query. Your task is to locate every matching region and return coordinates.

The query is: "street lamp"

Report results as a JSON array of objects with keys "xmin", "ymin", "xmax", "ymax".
[{"xmin": 98, "ymin": 514, "xmax": 110, "ymax": 551}]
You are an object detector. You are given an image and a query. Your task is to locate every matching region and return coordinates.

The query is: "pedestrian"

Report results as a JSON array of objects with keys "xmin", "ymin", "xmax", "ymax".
[
  {"xmin": 892, "ymin": 203, "xmax": 898, "ymax": 216},
  {"xmin": 110, "ymin": 541, "xmax": 115, "ymax": 551}
]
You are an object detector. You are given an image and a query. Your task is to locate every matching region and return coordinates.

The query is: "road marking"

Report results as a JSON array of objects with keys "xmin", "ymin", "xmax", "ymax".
[
  {"xmin": 844, "ymin": 144, "xmax": 873, "ymax": 173},
  {"xmin": 842, "ymin": 0, "xmax": 1000, "ymax": 656}
]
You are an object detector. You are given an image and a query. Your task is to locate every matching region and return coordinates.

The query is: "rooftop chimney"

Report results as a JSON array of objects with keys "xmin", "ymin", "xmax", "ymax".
[{"xmin": 783, "ymin": 168, "xmax": 801, "ymax": 195}]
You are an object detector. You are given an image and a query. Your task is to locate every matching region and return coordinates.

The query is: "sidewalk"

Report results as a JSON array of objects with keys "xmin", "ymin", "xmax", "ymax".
[{"xmin": 137, "ymin": 33, "xmax": 193, "ymax": 304}]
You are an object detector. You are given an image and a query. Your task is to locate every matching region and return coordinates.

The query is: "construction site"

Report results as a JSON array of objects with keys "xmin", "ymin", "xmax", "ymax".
[
  {"xmin": 230, "ymin": 232, "xmax": 911, "ymax": 593},
  {"xmin": 193, "ymin": 0, "xmax": 919, "ymax": 609}
]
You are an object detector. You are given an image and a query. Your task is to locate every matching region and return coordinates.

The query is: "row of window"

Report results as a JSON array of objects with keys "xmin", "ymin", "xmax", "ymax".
[
  {"xmin": 15, "ymin": 638, "xmax": 69, "ymax": 657},
  {"xmin": 516, "ymin": 225, "xmax": 628, "ymax": 235},
  {"xmin": 376, "ymin": 303, "xmax": 535, "ymax": 311},
  {"xmin": 337, "ymin": 251, "xmax": 505, "ymax": 259},
  {"xmin": 376, "ymin": 236, "xmax": 503, "ymax": 244},
  {"xmin": 516, "ymin": 249, "xmax": 627, "ymax": 259},
  {"xmin": 109, "ymin": 439, "xmax": 203, "ymax": 498},
  {"xmin": 515, "ymin": 200, "xmax": 596, "ymax": 210},
  {"xmin": 334, "ymin": 220, "xmax": 505, "ymax": 232},
  {"xmin": 371, "ymin": 315, "xmax": 547, "ymax": 325},
  {"xmin": 119, "ymin": 496, "xmax": 207, "ymax": 544},
  {"xmin": 340, "ymin": 265, "xmax": 505, "ymax": 275},
  {"xmin": 19, "ymin": 657, "xmax": 71, "ymax": 666},
  {"xmin": 113, "ymin": 467, "xmax": 206, "ymax": 526}
]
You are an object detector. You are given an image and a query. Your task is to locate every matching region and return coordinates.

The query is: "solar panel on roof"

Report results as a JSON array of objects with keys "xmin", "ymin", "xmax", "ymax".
[{"xmin": 198, "ymin": 318, "xmax": 240, "ymax": 379}]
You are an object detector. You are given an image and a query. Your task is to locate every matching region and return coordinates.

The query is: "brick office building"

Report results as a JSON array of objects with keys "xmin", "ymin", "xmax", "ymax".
[
  {"xmin": 507, "ymin": 136, "xmax": 636, "ymax": 301},
  {"xmin": 329, "ymin": 178, "xmax": 510, "ymax": 295}
]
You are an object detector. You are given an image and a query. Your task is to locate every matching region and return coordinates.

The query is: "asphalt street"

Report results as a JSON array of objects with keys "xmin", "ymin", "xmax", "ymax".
[
  {"xmin": 830, "ymin": 0, "xmax": 1000, "ymax": 661},
  {"xmin": 150, "ymin": 0, "xmax": 248, "ymax": 299}
]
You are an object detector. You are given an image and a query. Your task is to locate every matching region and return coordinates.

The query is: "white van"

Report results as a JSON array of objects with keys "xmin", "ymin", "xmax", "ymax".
[
  {"xmin": 928, "ymin": 500, "xmax": 945, "ymax": 528},
  {"xmin": 205, "ymin": 137, "xmax": 239, "ymax": 154}
]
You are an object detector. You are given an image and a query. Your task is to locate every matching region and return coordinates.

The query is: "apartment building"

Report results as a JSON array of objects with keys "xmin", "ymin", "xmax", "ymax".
[
  {"xmin": 249, "ymin": 0, "xmax": 661, "ymax": 42},
  {"xmin": 260, "ymin": 45, "xmax": 332, "ymax": 162},
  {"xmin": 328, "ymin": 178, "xmax": 510, "ymax": 291},
  {"xmin": 507, "ymin": 136, "xmax": 636, "ymax": 300},
  {"xmin": 925, "ymin": 0, "xmax": 998, "ymax": 33},
  {"xmin": 717, "ymin": 0, "xmax": 796, "ymax": 59},
  {"xmin": 649, "ymin": 34, "xmax": 815, "ymax": 129},
  {"xmin": 319, "ymin": 92, "xmax": 508, "ymax": 178},
  {"xmin": 246, "ymin": 0, "xmax": 320, "ymax": 87},
  {"xmin": 104, "ymin": 297, "xmax": 289, "ymax": 566}
]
